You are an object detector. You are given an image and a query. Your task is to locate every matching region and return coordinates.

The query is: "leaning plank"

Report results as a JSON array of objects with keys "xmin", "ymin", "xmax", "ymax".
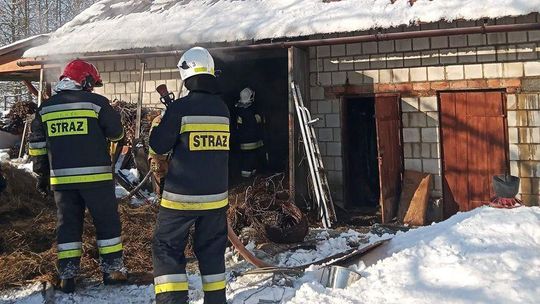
[{"xmin": 403, "ymin": 172, "xmax": 432, "ymax": 226}]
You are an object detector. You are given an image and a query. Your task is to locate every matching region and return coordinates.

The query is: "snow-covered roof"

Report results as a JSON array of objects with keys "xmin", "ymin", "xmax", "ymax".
[
  {"xmin": 0, "ymin": 35, "xmax": 48, "ymax": 57},
  {"xmin": 24, "ymin": 0, "xmax": 540, "ymax": 57}
]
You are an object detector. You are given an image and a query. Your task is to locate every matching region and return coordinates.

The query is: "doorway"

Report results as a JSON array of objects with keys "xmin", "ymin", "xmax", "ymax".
[
  {"xmin": 344, "ymin": 97, "xmax": 380, "ymax": 210},
  {"xmin": 439, "ymin": 91, "xmax": 508, "ymax": 218}
]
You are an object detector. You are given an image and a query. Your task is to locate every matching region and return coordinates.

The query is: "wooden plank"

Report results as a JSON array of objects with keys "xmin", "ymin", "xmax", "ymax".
[
  {"xmin": 403, "ymin": 173, "xmax": 432, "ymax": 226},
  {"xmin": 398, "ymin": 170, "xmax": 429, "ymax": 224}
]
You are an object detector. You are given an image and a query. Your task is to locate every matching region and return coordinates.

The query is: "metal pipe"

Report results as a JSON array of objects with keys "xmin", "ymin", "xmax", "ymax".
[
  {"xmin": 18, "ymin": 22, "xmax": 540, "ymax": 67},
  {"xmin": 135, "ymin": 60, "xmax": 146, "ymax": 139}
]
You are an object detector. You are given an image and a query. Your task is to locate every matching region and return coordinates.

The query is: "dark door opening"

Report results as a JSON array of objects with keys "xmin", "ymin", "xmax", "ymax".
[{"xmin": 344, "ymin": 97, "xmax": 380, "ymax": 210}]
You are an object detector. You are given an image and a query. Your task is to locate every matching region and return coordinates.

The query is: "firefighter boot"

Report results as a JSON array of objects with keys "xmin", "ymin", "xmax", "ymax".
[{"xmin": 59, "ymin": 278, "xmax": 76, "ymax": 293}]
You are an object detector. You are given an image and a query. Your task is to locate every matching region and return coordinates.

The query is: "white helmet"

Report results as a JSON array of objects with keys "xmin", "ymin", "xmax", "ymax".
[
  {"xmin": 238, "ymin": 87, "xmax": 255, "ymax": 105},
  {"xmin": 177, "ymin": 47, "xmax": 215, "ymax": 81}
]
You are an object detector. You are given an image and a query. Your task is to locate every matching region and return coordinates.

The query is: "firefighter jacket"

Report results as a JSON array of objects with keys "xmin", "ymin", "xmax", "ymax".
[
  {"xmin": 235, "ymin": 104, "xmax": 264, "ymax": 151},
  {"xmin": 149, "ymin": 76, "xmax": 230, "ymax": 213},
  {"xmin": 28, "ymin": 90, "xmax": 124, "ymax": 190}
]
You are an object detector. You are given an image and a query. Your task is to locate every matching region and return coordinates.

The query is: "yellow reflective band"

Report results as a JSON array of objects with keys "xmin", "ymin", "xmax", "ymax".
[
  {"xmin": 154, "ymin": 282, "xmax": 189, "ymax": 294},
  {"xmin": 189, "ymin": 132, "xmax": 229, "ymax": 151},
  {"xmin": 29, "ymin": 148, "xmax": 47, "ymax": 156},
  {"xmin": 240, "ymin": 141, "xmax": 264, "ymax": 150},
  {"xmin": 41, "ymin": 109, "xmax": 98, "ymax": 122},
  {"xmin": 202, "ymin": 280, "xmax": 226, "ymax": 292},
  {"xmin": 47, "ymin": 118, "xmax": 88, "ymax": 137},
  {"xmin": 109, "ymin": 130, "xmax": 124, "ymax": 142},
  {"xmin": 161, "ymin": 198, "xmax": 228, "ymax": 211},
  {"xmin": 193, "ymin": 67, "xmax": 215, "ymax": 75},
  {"xmin": 58, "ymin": 249, "xmax": 82, "ymax": 259},
  {"xmin": 50, "ymin": 173, "xmax": 113, "ymax": 185},
  {"xmin": 180, "ymin": 123, "xmax": 229, "ymax": 134},
  {"xmin": 98, "ymin": 243, "xmax": 123, "ymax": 255}
]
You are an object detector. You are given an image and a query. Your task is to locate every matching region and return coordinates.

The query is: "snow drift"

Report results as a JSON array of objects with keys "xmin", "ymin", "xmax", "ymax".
[
  {"xmin": 24, "ymin": 0, "xmax": 540, "ymax": 57},
  {"xmin": 2, "ymin": 206, "xmax": 539, "ymax": 303}
]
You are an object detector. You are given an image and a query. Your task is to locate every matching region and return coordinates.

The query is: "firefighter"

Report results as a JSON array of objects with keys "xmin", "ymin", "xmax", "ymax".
[
  {"xmin": 235, "ymin": 87, "xmax": 264, "ymax": 178},
  {"xmin": 150, "ymin": 47, "xmax": 229, "ymax": 304},
  {"xmin": 148, "ymin": 113, "xmax": 169, "ymax": 197},
  {"xmin": 28, "ymin": 59, "xmax": 126, "ymax": 293}
]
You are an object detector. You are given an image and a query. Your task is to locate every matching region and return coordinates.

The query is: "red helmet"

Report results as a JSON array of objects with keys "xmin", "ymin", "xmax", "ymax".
[{"xmin": 60, "ymin": 59, "xmax": 103, "ymax": 90}]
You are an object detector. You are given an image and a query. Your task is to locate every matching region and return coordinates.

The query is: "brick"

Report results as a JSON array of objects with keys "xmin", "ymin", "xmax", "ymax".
[
  {"xmin": 476, "ymin": 46, "xmax": 496, "ymax": 62},
  {"xmin": 333, "ymin": 127, "xmax": 341, "ymax": 142},
  {"xmin": 126, "ymin": 82, "xmax": 137, "ymax": 94},
  {"xmin": 335, "ymin": 156, "xmax": 343, "ymax": 171},
  {"xmin": 403, "ymin": 128, "xmax": 421, "ymax": 143},
  {"xmin": 464, "ymin": 64, "xmax": 483, "ymax": 79},
  {"xmin": 431, "ymin": 36, "xmax": 448, "ymax": 49},
  {"xmin": 413, "ymin": 82, "xmax": 431, "ymax": 91},
  {"xmin": 115, "ymin": 60, "xmax": 125, "ymax": 71},
  {"xmin": 439, "ymin": 49, "xmax": 458, "ymax": 64},
  {"xmin": 323, "ymin": 157, "xmax": 335, "ymax": 170},
  {"xmin": 145, "ymin": 58, "xmax": 156, "ymax": 69},
  {"xmin": 379, "ymin": 69, "xmax": 392, "ymax": 83},
  {"xmin": 119, "ymin": 72, "xmax": 130, "ymax": 82},
  {"xmin": 339, "ymin": 57, "xmax": 355, "ymax": 70},
  {"xmin": 529, "ymin": 30, "xmax": 540, "ymax": 42},
  {"xmin": 409, "ymin": 113, "xmax": 427, "ymax": 127},
  {"xmin": 431, "ymin": 143, "xmax": 440, "ymax": 158},
  {"xmin": 395, "ymin": 39, "xmax": 412, "ymax": 52},
  {"xmin": 404, "ymin": 143, "xmax": 412, "ymax": 157},
  {"xmin": 431, "ymin": 81, "xmax": 450, "ymax": 90},
  {"xmin": 487, "ymin": 32, "xmax": 507, "ymax": 44},
  {"xmin": 317, "ymin": 45, "xmax": 331, "ymax": 57},
  {"xmin": 104, "ymin": 83, "xmax": 115, "ymax": 94},
  {"xmin": 323, "ymin": 58, "xmax": 338, "ymax": 72},
  {"xmin": 354, "ymin": 55, "xmax": 370, "ymax": 70},
  {"xmin": 347, "ymin": 71, "xmax": 364, "ymax": 85},
  {"xmin": 325, "ymin": 114, "xmax": 340, "ymax": 127},
  {"xmin": 387, "ymin": 53, "xmax": 404, "ymax": 68},
  {"xmin": 405, "ymin": 159, "xmax": 422, "ymax": 171},
  {"xmin": 510, "ymin": 160, "xmax": 519, "ymax": 176},
  {"xmin": 449, "ymin": 35, "xmax": 467, "ymax": 47},
  {"xmin": 410, "ymin": 67, "xmax": 427, "ymax": 82},
  {"xmin": 519, "ymin": 162, "xmax": 535, "ymax": 177},
  {"xmin": 516, "ymin": 43, "xmax": 537, "ymax": 60},
  {"xmin": 496, "ymin": 45, "xmax": 517, "ymax": 61},
  {"xmin": 467, "ymin": 79, "xmax": 488, "ymax": 88},
  {"xmin": 483, "ymin": 63, "xmax": 503, "ymax": 78},
  {"xmin": 421, "ymin": 50, "xmax": 440, "ymax": 66},
  {"xmin": 378, "ymin": 40, "xmax": 394, "ymax": 53},
  {"xmin": 332, "ymin": 72, "xmax": 347, "ymax": 85},
  {"xmin": 412, "ymin": 143, "xmax": 421, "ymax": 158},
  {"xmin": 413, "ymin": 37, "xmax": 430, "ymax": 51},
  {"xmin": 487, "ymin": 79, "xmax": 502, "ymax": 88},
  {"xmin": 392, "ymin": 68, "xmax": 409, "ymax": 83},
  {"xmin": 331, "ymin": 44, "xmax": 346, "ymax": 57},
  {"xmin": 125, "ymin": 59, "xmax": 136, "ymax": 71},
  {"xmin": 402, "ymin": 97, "xmax": 419, "ymax": 112},
  {"xmin": 327, "ymin": 143, "xmax": 342, "ymax": 156},
  {"xmin": 458, "ymin": 48, "xmax": 477, "ymax": 64},
  {"xmin": 420, "ymin": 96, "xmax": 438, "ymax": 112},
  {"xmin": 421, "ymin": 143, "xmax": 431, "ymax": 158},
  {"xmin": 115, "ymin": 83, "xmax": 126, "ymax": 94},
  {"xmin": 403, "ymin": 52, "xmax": 421, "ymax": 67},
  {"xmin": 347, "ymin": 43, "xmax": 362, "ymax": 56},
  {"xmin": 318, "ymin": 128, "xmax": 333, "ymax": 141},
  {"xmin": 109, "ymin": 72, "xmax": 120, "ymax": 83},
  {"xmin": 507, "ymin": 94, "xmax": 518, "ymax": 110},
  {"xmin": 165, "ymin": 56, "xmax": 177, "ymax": 68},
  {"xmin": 402, "ymin": 113, "xmax": 410, "ymax": 127},
  {"xmin": 503, "ymin": 62, "xmax": 524, "ymax": 78},
  {"xmin": 450, "ymin": 80, "xmax": 468, "ymax": 89},
  {"xmin": 468, "ymin": 34, "xmax": 486, "ymax": 46},
  {"xmin": 144, "ymin": 80, "xmax": 155, "ymax": 92},
  {"xmin": 310, "ymin": 86, "xmax": 325, "ymax": 100},
  {"xmin": 104, "ymin": 60, "xmax": 115, "ymax": 72},
  {"xmin": 427, "ymin": 112, "xmax": 439, "ymax": 127},
  {"xmin": 369, "ymin": 55, "xmax": 387, "ymax": 69},
  {"xmin": 528, "ymin": 111, "xmax": 540, "ymax": 126},
  {"xmin": 318, "ymin": 100, "xmax": 332, "ymax": 113},
  {"xmin": 427, "ymin": 66, "xmax": 445, "ymax": 81},
  {"xmin": 395, "ymin": 83, "xmax": 413, "ymax": 92},
  {"xmin": 422, "ymin": 128, "xmax": 439, "ymax": 143},
  {"xmin": 508, "ymin": 110, "xmax": 528, "ymax": 127},
  {"xmin": 423, "ymin": 159, "xmax": 440, "ymax": 174},
  {"xmin": 508, "ymin": 31, "xmax": 528, "ymax": 43},
  {"xmin": 446, "ymin": 65, "xmax": 464, "ymax": 80},
  {"xmin": 319, "ymin": 72, "xmax": 332, "ymax": 86},
  {"xmin": 517, "ymin": 94, "xmax": 539, "ymax": 110},
  {"xmin": 509, "ymin": 144, "xmax": 520, "ymax": 160},
  {"xmin": 377, "ymin": 83, "xmax": 396, "ymax": 92},
  {"xmin": 362, "ymin": 70, "xmax": 379, "ymax": 83},
  {"xmin": 149, "ymin": 70, "xmax": 160, "ymax": 81},
  {"xmin": 362, "ymin": 42, "xmax": 378, "ymax": 55},
  {"xmin": 521, "ymin": 194, "xmax": 540, "ymax": 206},
  {"xmin": 524, "ymin": 62, "xmax": 540, "ymax": 76}
]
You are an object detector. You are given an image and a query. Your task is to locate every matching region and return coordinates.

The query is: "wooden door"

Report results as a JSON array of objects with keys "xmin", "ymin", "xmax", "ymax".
[
  {"xmin": 375, "ymin": 94, "xmax": 403, "ymax": 223},
  {"xmin": 440, "ymin": 91, "xmax": 508, "ymax": 217}
]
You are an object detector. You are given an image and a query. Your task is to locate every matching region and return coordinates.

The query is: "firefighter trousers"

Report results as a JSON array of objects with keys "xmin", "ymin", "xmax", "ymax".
[
  {"xmin": 152, "ymin": 208, "xmax": 228, "ymax": 304},
  {"xmin": 53, "ymin": 185, "xmax": 124, "ymax": 279}
]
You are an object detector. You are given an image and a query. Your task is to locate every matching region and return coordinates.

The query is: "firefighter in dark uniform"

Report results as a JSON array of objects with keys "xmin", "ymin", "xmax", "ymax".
[
  {"xmin": 150, "ymin": 47, "xmax": 229, "ymax": 304},
  {"xmin": 235, "ymin": 87, "xmax": 264, "ymax": 178},
  {"xmin": 28, "ymin": 59, "xmax": 126, "ymax": 293}
]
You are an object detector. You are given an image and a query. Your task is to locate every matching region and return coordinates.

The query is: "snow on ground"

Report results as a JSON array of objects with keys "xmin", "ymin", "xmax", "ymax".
[
  {"xmin": 2, "ymin": 206, "xmax": 539, "ymax": 303},
  {"xmin": 24, "ymin": 0, "xmax": 540, "ymax": 56}
]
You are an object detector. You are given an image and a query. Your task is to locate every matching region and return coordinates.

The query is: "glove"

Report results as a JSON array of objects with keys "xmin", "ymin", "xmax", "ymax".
[
  {"xmin": 0, "ymin": 174, "xmax": 6, "ymax": 193},
  {"xmin": 36, "ymin": 175, "xmax": 50, "ymax": 197}
]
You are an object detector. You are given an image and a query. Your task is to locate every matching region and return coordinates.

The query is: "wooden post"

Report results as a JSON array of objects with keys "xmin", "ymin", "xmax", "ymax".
[
  {"xmin": 135, "ymin": 60, "xmax": 146, "ymax": 139},
  {"xmin": 287, "ymin": 48, "xmax": 296, "ymax": 199},
  {"xmin": 37, "ymin": 67, "xmax": 44, "ymax": 106}
]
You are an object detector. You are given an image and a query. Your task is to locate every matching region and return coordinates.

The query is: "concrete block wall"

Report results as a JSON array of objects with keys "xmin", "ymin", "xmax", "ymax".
[
  {"xmin": 90, "ymin": 56, "xmax": 181, "ymax": 108},
  {"xmin": 508, "ymin": 93, "xmax": 540, "ymax": 205},
  {"xmin": 308, "ymin": 17, "xmax": 540, "ymax": 206}
]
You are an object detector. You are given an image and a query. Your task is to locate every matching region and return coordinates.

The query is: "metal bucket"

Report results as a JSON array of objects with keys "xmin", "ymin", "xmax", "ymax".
[{"xmin": 314, "ymin": 266, "xmax": 362, "ymax": 289}]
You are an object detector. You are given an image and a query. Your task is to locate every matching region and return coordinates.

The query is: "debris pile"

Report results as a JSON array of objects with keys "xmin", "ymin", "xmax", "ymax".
[
  {"xmin": 0, "ymin": 164, "xmax": 158, "ymax": 289},
  {"xmin": 228, "ymin": 174, "xmax": 308, "ymax": 244},
  {"xmin": 111, "ymin": 100, "xmax": 161, "ymax": 146},
  {"xmin": 0, "ymin": 101, "xmax": 37, "ymax": 135}
]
